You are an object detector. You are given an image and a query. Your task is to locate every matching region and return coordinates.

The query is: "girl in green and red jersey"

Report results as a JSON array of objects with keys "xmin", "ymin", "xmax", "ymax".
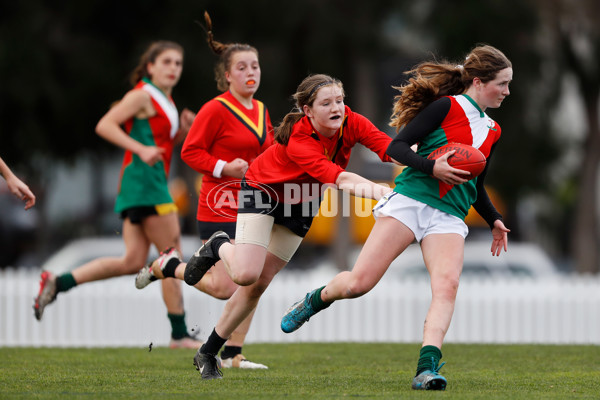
[
  {"xmin": 34, "ymin": 40, "xmax": 201, "ymax": 349},
  {"xmin": 136, "ymin": 12, "xmax": 273, "ymax": 369},
  {"xmin": 282, "ymin": 45, "xmax": 512, "ymax": 391}
]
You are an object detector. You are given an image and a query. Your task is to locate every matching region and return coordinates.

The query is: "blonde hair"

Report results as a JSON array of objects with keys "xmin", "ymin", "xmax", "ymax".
[
  {"xmin": 129, "ymin": 41, "xmax": 183, "ymax": 86},
  {"xmin": 274, "ymin": 74, "xmax": 344, "ymax": 145},
  {"xmin": 201, "ymin": 11, "xmax": 259, "ymax": 92},
  {"xmin": 390, "ymin": 45, "xmax": 511, "ymax": 130}
]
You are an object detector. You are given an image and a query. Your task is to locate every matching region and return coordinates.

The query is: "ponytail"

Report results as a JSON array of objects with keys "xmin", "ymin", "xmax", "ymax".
[
  {"xmin": 390, "ymin": 63, "xmax": 464, "ymax": 130},
  {"xmin": 390, "ymin": 44, "xmax": 511, "ymax": 130},
  {"xmin": 274, "ymin": 111, "xmax": 304, "ymax": 145},
  {"xmin": 200, "ymin": 11, "xmax": 258, "ymax": 92}
]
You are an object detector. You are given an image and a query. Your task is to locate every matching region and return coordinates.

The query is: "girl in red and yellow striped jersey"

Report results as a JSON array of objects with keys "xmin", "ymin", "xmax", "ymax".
[{"xmin": 181, "ymin": 12, "xmax": 273, "ymax": 369}]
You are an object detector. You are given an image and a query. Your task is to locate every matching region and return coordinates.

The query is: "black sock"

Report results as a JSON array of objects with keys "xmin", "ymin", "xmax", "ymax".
[
  {"xmin": 220, "ymin": 345, "xmax": 242, "ymax": 360},
  {"xmin": 201, "ymin": 328, "xmax": 228, "ymax": 356},
  {"xmin": 162, "ymin": 258, "xmax": 180, "ymax": 278},
  {"xmin": 210, "ymin": 236, "xmax": 230, "ymax": 257}
]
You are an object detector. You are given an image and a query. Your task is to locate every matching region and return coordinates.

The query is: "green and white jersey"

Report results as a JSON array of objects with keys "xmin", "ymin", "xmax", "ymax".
[{"xmin": 114, "ymin": 78, "xmax": 179, "ymax": 213}]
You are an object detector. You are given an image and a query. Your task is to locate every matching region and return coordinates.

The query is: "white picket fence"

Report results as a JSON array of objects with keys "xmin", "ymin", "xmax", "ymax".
[{"xmin": 1, "ymin": 267, "xmax": 600, "ymax": 347}]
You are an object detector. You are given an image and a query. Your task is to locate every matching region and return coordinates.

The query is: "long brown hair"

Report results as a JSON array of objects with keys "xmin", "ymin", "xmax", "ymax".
[
  {"xmin": 274, "ymin": 74, "xmax": 345, "ymax": 145},
  {"xmin": 201, "ymin": 11, "xmax": 259, "ymax": 92},
  {"xmin": 129, "ymin": 41, "xmax": 183, "ymax": 86},
  {"xmin": 390, "ymin": 44, "xmax": 511, "ymax": 130}
]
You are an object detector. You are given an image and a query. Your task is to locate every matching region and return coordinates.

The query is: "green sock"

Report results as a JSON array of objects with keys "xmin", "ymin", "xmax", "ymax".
[
  {"xmin": 416, "ymin": 345, "xmax": 442, "ymax": 376},
  {"xmin": 310, "ymin": 286, "xmax": 332, "ymax": 312},
  {"xmin": 56, "ymin": 273, "xmax": 77, "ymax": 293},
  {"xmin": 168, "ymin": 313, "xmax": 188, "ymax": 339}
]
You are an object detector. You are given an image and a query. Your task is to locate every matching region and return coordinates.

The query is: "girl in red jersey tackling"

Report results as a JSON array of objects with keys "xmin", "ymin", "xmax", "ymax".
[
  {"xmin": 281, "ymin": 45, "xmax": 512, "ymax": 391},
  {"xmin": 33, "ymin": 41, "xmax": 201, "ymax": 348},
  {"xmin": 135, "ymin": 12, "xmax": 272, "ymax": 369},
  {"xmin": 139, "ymin": 73, "xmax": 395, "ymax": 379}
]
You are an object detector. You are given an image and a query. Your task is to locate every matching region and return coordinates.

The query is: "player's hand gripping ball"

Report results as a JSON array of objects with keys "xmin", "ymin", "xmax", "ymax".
[{"xmin": 427, "ymin": 143, "xmax": 486, "ymax": 180}]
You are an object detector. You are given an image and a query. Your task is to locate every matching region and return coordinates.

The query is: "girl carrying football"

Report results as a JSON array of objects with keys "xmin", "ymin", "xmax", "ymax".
[
  {"xmin": 281, "ymin": 44, "xmax": 512, "ymax": 391},
  {"xmin": 34, "ymin": 40, "xmax": 201, "ymax": 349}
]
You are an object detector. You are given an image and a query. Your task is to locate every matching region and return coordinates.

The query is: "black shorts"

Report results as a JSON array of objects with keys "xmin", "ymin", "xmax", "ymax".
[
  {"xmin": 238, "ymin": 178, "xmax": 319, "ymax": 238},
  {"xmin": 197, "ymin": 221, "xmax": 237, "ymax": 240},
  {"xmin": 121, "ymin": 206, "xmax": 158, "ymax": 224}
]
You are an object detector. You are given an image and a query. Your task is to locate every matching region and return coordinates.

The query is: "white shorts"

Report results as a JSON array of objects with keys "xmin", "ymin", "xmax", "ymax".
[{"xmin": 373, "ymin": 192, "xmax": 468, "ymax": 242}]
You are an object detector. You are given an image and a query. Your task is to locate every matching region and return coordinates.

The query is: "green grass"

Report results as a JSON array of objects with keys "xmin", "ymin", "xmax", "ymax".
[{"xmin": 1, "ymin": 343, "xmax": 599, "ymax": 399}]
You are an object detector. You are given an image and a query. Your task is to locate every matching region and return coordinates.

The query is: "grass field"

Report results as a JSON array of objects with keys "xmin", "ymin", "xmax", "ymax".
[{"xmin": 1, "ymin": 343, "xmax": 599, "ymax": 399}]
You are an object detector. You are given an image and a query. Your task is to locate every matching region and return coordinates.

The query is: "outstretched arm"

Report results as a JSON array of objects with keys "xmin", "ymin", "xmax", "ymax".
[
  {"xmin": 335, "ymin": 171, "xmax": 391, "ymax": 201},
  {"xmin": 0, "ymin": 157, "xmax": 35, "ymax": 210}
]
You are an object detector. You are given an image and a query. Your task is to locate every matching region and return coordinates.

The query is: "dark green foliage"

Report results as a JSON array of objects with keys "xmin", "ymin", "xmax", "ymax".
[
  {"xmin": 1, "ymin": 0, "xmax": 595, "ymax": 267},
  {"xmin": 0, "ymin": 1, "xmax": 397, "ymax": 168}
]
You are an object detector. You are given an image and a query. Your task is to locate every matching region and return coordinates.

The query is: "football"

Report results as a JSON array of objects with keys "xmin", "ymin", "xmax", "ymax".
[{"xmin": 427, "ymin": 143, "xmax": 486, "ymax": 179}]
